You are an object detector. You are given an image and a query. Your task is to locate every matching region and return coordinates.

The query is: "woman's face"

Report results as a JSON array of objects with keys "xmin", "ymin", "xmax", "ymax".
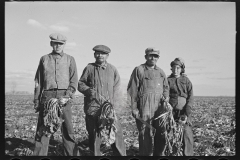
[{"xmin": 171, "ymin": 65, "xmax": 182, "ymax": 77}]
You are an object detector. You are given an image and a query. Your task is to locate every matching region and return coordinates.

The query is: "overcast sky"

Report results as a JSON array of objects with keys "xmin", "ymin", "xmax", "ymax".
[{"xmin": 5, "ymin": 2, "xmax": 235, "ymax": 96}]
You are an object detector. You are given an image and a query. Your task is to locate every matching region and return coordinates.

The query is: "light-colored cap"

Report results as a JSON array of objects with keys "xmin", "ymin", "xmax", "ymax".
[
  {"xmin": 145, "ymin": 47, "xmax": 160, "ymax": 56},
  {"xmin": 49, "ymin": 33, "xmax": 67, "ymax": 43}
]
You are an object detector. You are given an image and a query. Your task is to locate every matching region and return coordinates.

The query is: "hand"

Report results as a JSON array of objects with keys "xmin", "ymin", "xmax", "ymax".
[
  {"xmin": 58, "ymin": 97, "xmax": 70, "ymax": 106},
  {"xmin": 132, "ymin": 109, "xmax": 140, "ymax": 118},
  {"xmin": 86, "ymin": 88, "xmax": 96, "ymax": 96},
  {"xmin": 179, "ymin": 115, "xmax": 187, "ymax": 124},
  {"xmin": 33, "ymin": 100, "xmax": 40, "ymax": 113},
  {"xmin": 163, "ymin": 96, "xmax": 169, "ymax": 103}
]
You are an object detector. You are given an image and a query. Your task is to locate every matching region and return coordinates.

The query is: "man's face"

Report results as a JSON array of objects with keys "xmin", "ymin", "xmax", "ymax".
[
  {"xmin": 94, "ymin": 51, "xmax": 109, "ymax": 64},
  {"xmin": 145, "ymin": 54, "xmax": 159, "ymax": 67},
  {"xmin": 51, "ymin": 41, "xmax": 65, "ymax": 54}
]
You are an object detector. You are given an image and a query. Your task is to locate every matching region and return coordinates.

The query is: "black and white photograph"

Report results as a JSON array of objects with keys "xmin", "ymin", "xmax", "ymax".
[{"xmin": 5, "ymin": 1, "xmax": 235, "ymax": 157}]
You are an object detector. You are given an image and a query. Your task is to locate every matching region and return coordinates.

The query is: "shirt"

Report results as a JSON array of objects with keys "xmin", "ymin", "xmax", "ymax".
[
  {"xmin": 34, "ymin": 51, "xmax": 78, "ymax": 101},
  {"xmin": 167, "ymin": 74, "xmax": 193, "ymax": 116},
  {"xmin": 78, "ymin": 62, "xmax": 121, "ymax": 115}
]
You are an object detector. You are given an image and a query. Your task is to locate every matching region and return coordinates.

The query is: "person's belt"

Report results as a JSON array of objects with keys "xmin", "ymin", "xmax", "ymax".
[{"xmin": 46, "ymin": 88, "xmax": 58, "ymax": 91}]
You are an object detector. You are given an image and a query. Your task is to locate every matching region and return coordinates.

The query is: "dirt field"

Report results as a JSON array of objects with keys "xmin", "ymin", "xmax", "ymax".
[{"xmin": 5, "ymin": 95, "xmax": 235, "ymax": 156}]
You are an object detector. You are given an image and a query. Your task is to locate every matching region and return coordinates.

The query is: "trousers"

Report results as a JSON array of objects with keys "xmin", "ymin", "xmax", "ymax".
[
  {"xmin": 153, "ymin": 109, "xmax": 194, "ymax": 156},
  {"xmin": 136, "ymin": 103, "xmax": 194, "ymax": 156},
  {"xmin": 85, "ymin": 114, "xmax": 126, "ymax": 156},
  {"xmin": 33, "ymin": 90, "xmax": 80, "ymax": 156}
]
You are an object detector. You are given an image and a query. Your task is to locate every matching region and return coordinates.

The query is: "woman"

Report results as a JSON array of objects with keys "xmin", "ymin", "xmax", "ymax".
[{"xmin": 167, "ymin": 57, "xmax": 194, "ymax": 156}]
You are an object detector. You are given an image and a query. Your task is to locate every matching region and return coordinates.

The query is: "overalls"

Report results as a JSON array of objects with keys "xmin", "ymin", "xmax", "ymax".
[{"xmin": 136, "ymin": 66, "xmax": 166, "ymax": 156}]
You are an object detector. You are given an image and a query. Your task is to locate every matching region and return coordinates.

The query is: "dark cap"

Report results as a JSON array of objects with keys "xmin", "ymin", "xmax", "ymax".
[
  {"xmin": 145, "ymin": 47, "xmax": 160, "ymax": 56},
  {"xmin": 49, "ymin": 33, "xmax": 67, "ymax": 44},
  {"xmin": 93, "ymin": 45, "xmax": 111, "ymax": 54},
  {"xmin": 170, "ymin": 57, "xmax": 185, "ymax": 68}
]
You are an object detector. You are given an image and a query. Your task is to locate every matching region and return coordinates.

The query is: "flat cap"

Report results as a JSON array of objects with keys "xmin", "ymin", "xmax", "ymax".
[
  {"xmin": 93, "ymin": 45, "xmax": 111, "ymax": 54},
  {"xmin": 145, "ymin": 47, "xmax": 160, "ymax": 56},
  {"xmin": 49, "ymin": 33, "xmax": 67, "ymax": 44}
]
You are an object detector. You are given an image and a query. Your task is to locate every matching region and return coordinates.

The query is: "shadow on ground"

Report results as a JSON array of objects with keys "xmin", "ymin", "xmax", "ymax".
[{"xmin": 5, "ymin": 137, "xmax": 139, "ymax": 156}]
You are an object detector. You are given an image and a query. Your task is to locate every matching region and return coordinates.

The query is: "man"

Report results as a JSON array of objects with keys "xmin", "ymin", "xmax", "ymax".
[
  {"xmin": 33, "ymin": 33, "xmax": 79, "ymax": 156},
  {"xmin": 78, "ymin": 45, "xmax": 126, "ymax": 156},
  {"xmin": 127, "ymin": 47, "xmax": 169, "ymax": 156}
]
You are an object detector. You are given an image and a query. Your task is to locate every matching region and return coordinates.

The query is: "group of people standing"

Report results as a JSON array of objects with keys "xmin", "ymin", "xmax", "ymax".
[{"xmin": 32, "ymin": 33, "xmax": 194, "ymax": 156}]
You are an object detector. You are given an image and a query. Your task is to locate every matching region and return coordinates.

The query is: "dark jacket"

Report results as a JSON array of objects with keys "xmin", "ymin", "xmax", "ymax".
[
  {"xmin": 78, "ymin": 62, "xmax": 121, "ymax": 115},
  {"xmin": 167, "ymin": 74, "xmax": 193, "ymax": 117}
]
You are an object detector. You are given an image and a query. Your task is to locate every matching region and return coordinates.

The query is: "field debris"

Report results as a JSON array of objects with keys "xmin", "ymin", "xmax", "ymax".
[{"xmin": 5, "ymin": 95, "xmax": 235, "ymax": 156}]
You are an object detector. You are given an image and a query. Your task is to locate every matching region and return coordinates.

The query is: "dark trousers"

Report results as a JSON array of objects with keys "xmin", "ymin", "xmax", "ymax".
[
  {"xmin": 152, "ymin": 109, "xmax": 194, "ymax": 157},
  {"xmin": 85, "ymin": 114, "xmax": 126, "ymax": 156},
  {"xmin": 33, "ymin": 90, "xmax": 80, "ymax": 156},
  {"xmin": 136, "ymin": 107, "xmax": 194, "ymax": 156},
  {"xmin": 152, "ymin": 122, "xmax": 193, "ymax": 156}
]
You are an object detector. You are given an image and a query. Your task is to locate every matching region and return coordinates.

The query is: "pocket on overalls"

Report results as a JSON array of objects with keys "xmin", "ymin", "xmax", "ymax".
[
  {"xmin": 143, "ymin": 72, "xmax": 163, "ymax": 91},
  {"xmin": 144, "ymin": 75, "xmax": 155, "ymax": 89}
]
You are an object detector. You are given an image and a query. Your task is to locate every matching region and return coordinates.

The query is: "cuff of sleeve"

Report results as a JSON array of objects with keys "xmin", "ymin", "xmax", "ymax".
[
  {"xmin": 65, "ymin": 90, "xmax": 74, "ymax": 98},
  {"xmin": 83, "ymin": 87, "xmax": 91, "ymax": 96},
  {"xmin": 185, "ymin": 105, "xmax": 191, "ymax": 116},
  {"xmin": 131, "ymin": 104, "xmax": 138, "ymax": 111},
  {"xmin": 33, "ymin": 99, "xmax": 39, "ymax": 104}
]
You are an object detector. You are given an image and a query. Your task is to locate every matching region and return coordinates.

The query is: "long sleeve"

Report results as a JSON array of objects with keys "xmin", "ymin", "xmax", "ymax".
[
  {"xmin": 34, "ymin": 58, "xmax": 44, "ymax": 101},
  {"xmin": 113, "ymin": 67, "xmax": 121, "ymax": 106},
  {"xmin": 183, "ymin": 79, "xmax": 194, "ymax": 116},
  {"xmin": 78, "ymin": 66, "xmax": 91, "ymax": 95},
  {"xmin": 127, "ymin": 67, "xmax": 140, "ymax": 110},
  {"xmin": 65, "ymin": 57, "xmax": 78, "ymax": 97},
  {"xmin": 160, "ymin": 70, "xmax": 169, "ymax": 99}
]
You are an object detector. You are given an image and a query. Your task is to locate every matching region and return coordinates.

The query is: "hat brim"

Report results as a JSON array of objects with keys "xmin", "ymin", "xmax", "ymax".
[
  {"xmin": 51, "ymin": 40, "xmax": 65, "ymax": 44},
  {"xmin": 147, "ymin": 53, "xmax": 159, "ymax": 56},
  {"xmin": 93, "ymin": 50, "xmax": 110, "ymax": 54}
]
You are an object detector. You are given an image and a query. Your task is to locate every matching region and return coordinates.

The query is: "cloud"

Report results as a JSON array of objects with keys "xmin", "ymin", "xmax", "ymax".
[
  {"xmin": 187, "ymin": 71, "xmax": 221, "ymax": 76},
  {"xmin": 209, "ymin": 77, "xmax": 235, "ymax": 80},
  {"xmin": 27, "ymin": 19, "xmax": 47, "ymax": 29},
  {"xmin": 65, "ymin": 42, "xmax": 77, "ymax": 50},
  {"xmin": 5, "ymin": 70, "xmax": 35, "ymax": 80},
  {"xmin": 187, "ymin": 66, "xmax": 205, "ymax": 69},
  {"xmin": 59, "ymin": 20, "xmax": 93, "ymax": 29},
  {"xmin": 49, "ymin": 25, "xmax": 70, "ymax": 32}
]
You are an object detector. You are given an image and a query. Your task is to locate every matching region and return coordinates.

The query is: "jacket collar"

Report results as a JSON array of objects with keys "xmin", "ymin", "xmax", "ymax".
[
  {"xmin": 51, "ymin": 51, "xmax": 64, "ymax": 57},
  {"xmin": 168, "ymin": 74, "xmax": 184, "ymax": 79},
  {"xmin": 94, "ymin": 61, "xmax": 108, "ymax": 69}
]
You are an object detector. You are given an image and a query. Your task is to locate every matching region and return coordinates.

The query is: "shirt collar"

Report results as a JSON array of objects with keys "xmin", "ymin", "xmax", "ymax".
[
  {"xmin": 94, "ymin": 61, "xmax": 108, "ymax": 69},
  {"xmin": 144, "ymin": 63, "xmax": 159, "ymax": 70},
  {"xmin": 51, "ymin": 51, "xmax": 64, "ymax": 57}
]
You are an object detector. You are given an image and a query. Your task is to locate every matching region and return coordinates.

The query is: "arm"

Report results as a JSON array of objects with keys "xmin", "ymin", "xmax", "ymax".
[
  {"xmin": 113, "ymin": 67, "xmax": 121, "ymax": 107},
  {"xmin": 161, "ymin": 70, "xmax": 170, "ymax": 101},
  {"xmin": 65, "ymin": 57, "xmax": 78, "ymax": 98},
  {"xmin": 78, "ymin": 66, "xmax": 91, "ymax": 95},
  {"xmin": 34, "ymin": 58, "xmax": 43, "ymax": 103},
  {"xmin": 127, "ymin": 67, "xmax": 140, "ymax": 111},
  {"xmin": 183, "ymin": 78, "xmax": 194, "ymax": 117}
]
